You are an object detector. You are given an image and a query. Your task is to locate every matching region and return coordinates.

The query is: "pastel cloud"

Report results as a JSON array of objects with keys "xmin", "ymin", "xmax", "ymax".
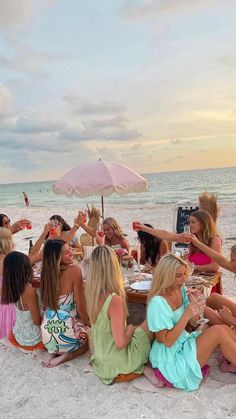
[{"xmin": 121, "ymin": 0, "xmax": 234, "ymax": 20}]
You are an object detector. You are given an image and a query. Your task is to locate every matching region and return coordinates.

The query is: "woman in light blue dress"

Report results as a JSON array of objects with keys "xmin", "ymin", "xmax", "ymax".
[{"xmin": 147, "ymin": 254, "xmax": 236, "ymax": 391}]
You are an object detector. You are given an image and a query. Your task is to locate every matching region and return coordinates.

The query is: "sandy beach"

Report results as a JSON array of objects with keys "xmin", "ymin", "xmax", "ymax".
[{"xmin": 1, "ymin": 203, "xmax": 236, "ymax": 418}]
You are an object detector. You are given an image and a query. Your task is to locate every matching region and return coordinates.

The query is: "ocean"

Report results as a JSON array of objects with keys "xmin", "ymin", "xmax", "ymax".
[{"xmin": 1, "ymin": 166, "xmax": 236, "ymax": 208}]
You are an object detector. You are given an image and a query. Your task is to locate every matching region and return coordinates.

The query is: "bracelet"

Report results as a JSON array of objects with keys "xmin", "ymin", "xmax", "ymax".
[{"xmin": 73, "ymin": 223, "xmax": 80, "ymax": 229}]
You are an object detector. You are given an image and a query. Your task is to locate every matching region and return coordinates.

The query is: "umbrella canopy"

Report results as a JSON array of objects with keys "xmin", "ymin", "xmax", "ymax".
[{"xmin": 53, "ymin": 160, "xmax": 147, "ymax": 218}]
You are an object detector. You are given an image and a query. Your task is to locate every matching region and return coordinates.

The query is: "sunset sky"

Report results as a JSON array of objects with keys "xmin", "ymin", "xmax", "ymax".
[{"xmin": 0, "ymin": 0, "xmax": 236, "ymax": 183}]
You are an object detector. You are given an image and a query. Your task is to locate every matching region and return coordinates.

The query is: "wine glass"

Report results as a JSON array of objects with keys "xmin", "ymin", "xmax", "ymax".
[
  {"xmin": 187, "ymin": 261, "xmax": 195, "ymax": 277},
  {"xmin": 196, "ymin": 288, "xmax": 209, "ymax": 325}
]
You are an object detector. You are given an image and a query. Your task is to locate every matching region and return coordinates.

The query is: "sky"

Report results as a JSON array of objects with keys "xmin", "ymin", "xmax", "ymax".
[{"xmin": 0, "ymin": 0, "xmax": 236, "ymax": 184}]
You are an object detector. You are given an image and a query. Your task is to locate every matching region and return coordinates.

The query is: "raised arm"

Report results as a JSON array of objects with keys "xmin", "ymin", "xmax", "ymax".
[
  {"xmin": 190, "ymin": 234, "xmax": 234, "ymax": 273},
  {"xmin": 29, "ymin": 223, "xmax": 51, "ymax": 265},
  {"xmin": 10, "ymin": 219, "xmax": 30, "ymax": 234},
  {"xmin": 133, "ymin": 222, "xmax": 189, "ymax": 243}
]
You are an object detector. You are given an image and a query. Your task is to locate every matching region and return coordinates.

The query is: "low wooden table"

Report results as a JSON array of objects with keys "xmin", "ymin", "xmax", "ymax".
[{"xmin": 126, "ymin": 271, "xmax": 222, "ymax": 305}]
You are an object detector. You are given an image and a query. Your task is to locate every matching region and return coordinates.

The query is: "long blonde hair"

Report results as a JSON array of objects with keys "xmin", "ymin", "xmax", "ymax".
[
  {"xmin": 147, "ymin": 253, "xmax": 188, "ymax": 303},
  {"xmin": 103, "ymin": 217, "xmax": 125, "ymax": 240},
  {"xmin": 85, "ymin": 245, "xmax": 127, "ymax": 324},
  {"xmin": 0, "ymin": 227, "xmax": 14, "ymax": 255}
]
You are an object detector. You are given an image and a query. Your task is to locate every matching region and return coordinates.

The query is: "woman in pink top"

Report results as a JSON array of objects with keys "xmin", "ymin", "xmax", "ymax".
[{"xmin": 188, "ymin": 210, "xmax": 222, "ymax": 273}]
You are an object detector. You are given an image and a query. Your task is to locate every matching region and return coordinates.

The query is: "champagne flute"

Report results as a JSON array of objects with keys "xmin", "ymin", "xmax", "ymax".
[
  {"xmin": 187, "ymin": 261, "xmax": 195, "ymax": 277},
  {"xmin": 196, "ymin": 287, "xmax": 209, "ymax": 325}
]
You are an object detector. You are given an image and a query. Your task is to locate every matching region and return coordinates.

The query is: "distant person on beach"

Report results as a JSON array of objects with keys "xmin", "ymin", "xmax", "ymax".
[
  {"xmin": 146, "ymin": 254, "xmax": 236, "ymax": 391},
  {"xmin": 0, "ymin": 227, "xmax": 16, "ymax": 339},
  {"xmin": 40, "ymin": 239, "xmax": 89, "ymax": 367},
  {"xmin": 23, "ymin": 192, "xmax": 29, "ymax": 207},
  {"xmin": 0, "ymin": 214, "xmax": 30, "ymax": 235},
  {"xmin": 137, "ymin": 223, "xmax": 168, "ymax": 267},
  {"xmin": 1, "ymin": 251, "xmax": 44, "ymax": 351},
  {"xmin": 85, "ymin": 245, "xmax": 151, "ymax": 384}
]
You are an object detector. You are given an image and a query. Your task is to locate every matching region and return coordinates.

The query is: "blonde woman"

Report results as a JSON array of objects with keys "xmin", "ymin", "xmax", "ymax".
[
  {"xmin": 102, "ymin": 217, "xmax": 130, "ymax": 253},
  {"xmin": 0, "ymin": 227, "xmax": 15, "ymax": 338},
  {"xmin": 147, "ymin": 254, "xmax": 236, "ymax": 391},
  {"xmin": 85, "ymin": 245, "xmax": 150, "ymax": 384}
]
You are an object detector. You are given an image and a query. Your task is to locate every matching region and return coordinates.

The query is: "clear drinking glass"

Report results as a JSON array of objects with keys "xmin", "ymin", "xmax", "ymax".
[
  {"xmin": 196, "ymin": 290, "xmax": 209, "ymax": 325},
  {"xmin": 187, "ymin": 261, "xmax": 195, "ymax": 277}
]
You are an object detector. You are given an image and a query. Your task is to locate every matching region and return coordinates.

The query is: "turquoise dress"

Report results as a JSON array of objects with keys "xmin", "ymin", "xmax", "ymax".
[{"xmin": 147, "ymin": 287, "xmax": 202, "ymax": 391}]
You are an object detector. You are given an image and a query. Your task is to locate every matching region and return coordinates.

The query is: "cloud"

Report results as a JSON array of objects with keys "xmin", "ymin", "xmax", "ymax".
[
  {"xmin": 0, "ymin": 37, "xmax": 62, "ymax": 78},
  {"xmin": 63, "ymin": 95, "xmax": 125, "ymax": 116},
  {"xmin": 121, "ymin": 0, "xmax": 234, "ymax": 20},
  {"xmin": 0, "ymin": 0, "xmax": 34, "ymax": 27},
  {"xmin": 0, "ymin": 84, "xmax": 13, "ymax": 114}
]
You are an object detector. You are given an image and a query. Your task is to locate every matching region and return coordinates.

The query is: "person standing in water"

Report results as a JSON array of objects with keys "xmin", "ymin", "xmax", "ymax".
[{"xmin": 23, "ymin": 192, "xmax": 29, "ymax": 207}]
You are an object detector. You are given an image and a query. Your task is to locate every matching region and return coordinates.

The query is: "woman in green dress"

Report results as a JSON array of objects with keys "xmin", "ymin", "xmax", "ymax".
[
  {"xmin": 147, "ymin": 253, "xmax": 236, "ymax": 391},
  {"xmin": 85, "ymin": 245, "xmax": 150, "ymax": 384}
]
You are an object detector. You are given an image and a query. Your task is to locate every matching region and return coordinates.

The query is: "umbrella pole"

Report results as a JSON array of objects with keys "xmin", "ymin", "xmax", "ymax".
[{"xmin": 101, "ymin": 196, "xmax": 104, "ymax": 219}]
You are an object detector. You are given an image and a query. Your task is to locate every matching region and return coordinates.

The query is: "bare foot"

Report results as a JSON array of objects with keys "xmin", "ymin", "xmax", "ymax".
[
  {"xmin": 228, "ymin": 363, "xmax": 236, "ymax": 373},
  {"xmin": 42, "ymin": 343, "xmax": 88, "ymax": 368},
  {"xmin": 218, "ymin": 355, "xmax": 236, "ymax": 373},
  {"xmin": 45, "ymin": 353, "xmax": 73, "ymax": 368},
  {"xmin": 41, "ymin": 353, "xmax": 56, "ymax": 368},
  {"xmin": 143, "ymin": 365, "xmax": 164, "ymax": 388}
]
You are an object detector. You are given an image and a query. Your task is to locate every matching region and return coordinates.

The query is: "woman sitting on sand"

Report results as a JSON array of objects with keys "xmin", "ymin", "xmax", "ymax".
[
  {"xmin": 188, "ymin": 210, "xmax": 222, "ymax": 273},
  {"xmin": 0, "ymin": 227, "xmax": 16, "ymax": 339},
  {"xmin": 146, "ymin": 254, "xmax": 236, "ymax": 391},
  {"xmin": 2, "ymin": 251, "xmax": 44, "ymax": 350},
  {"xmin": 85, "ymin": 245, "xmax": 151, "ymax": 384},
  {"xmin": 102, "ymin": 217, "xmax": 130, "ymax": 253},
  {"xmin": 40, "ymin": 239, "xmax": 89, "ymax": 367},
  {"xmin": 137, "ymin": 223, "xmax": 168, "ymax": 267}
]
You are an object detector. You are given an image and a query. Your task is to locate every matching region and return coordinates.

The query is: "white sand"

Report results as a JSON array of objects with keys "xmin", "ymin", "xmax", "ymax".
[{"xmin": 0, "ymin": 203, "xmax": 236, "ymax": 418}]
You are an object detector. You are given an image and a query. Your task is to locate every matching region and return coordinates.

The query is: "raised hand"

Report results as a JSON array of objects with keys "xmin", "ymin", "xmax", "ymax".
[
  {"xmin": 132, "ymin": 221, "xmax": 143, "ymax": 231},
  {"xmin": 76, "ymin": 211, "xmax": 87, "ymax": 226},
  {"xmin": 185, "ymin": 299, "xmax": 201, "ymax": 320}
]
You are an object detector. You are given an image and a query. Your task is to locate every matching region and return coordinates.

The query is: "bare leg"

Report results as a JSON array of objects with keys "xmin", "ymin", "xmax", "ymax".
[
  {"xmin": 42, "ymin": 342, "xmax": 88, "ymax": 368},
  {"xmin": 204, "ymin": 306, "xmax": 225, "ymax": 325},
  {"xmin": 196, "ymin": 324, "xmax": 236, "ymax": 367},
  {"xmin": 207, "ymin": 293, "xmax": 236, "ymax": 317}
]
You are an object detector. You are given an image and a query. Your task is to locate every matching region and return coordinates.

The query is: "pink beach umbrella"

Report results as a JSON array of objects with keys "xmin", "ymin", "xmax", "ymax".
[{"xmin": 53, "ymin": 159, "xmax": 147, "ymax": 218}]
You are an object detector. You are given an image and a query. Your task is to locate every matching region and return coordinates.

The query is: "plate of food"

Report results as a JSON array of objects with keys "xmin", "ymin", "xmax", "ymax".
[{"xmin": 130, "ymin": 280, "xmax": 152, "ymax": 291}]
